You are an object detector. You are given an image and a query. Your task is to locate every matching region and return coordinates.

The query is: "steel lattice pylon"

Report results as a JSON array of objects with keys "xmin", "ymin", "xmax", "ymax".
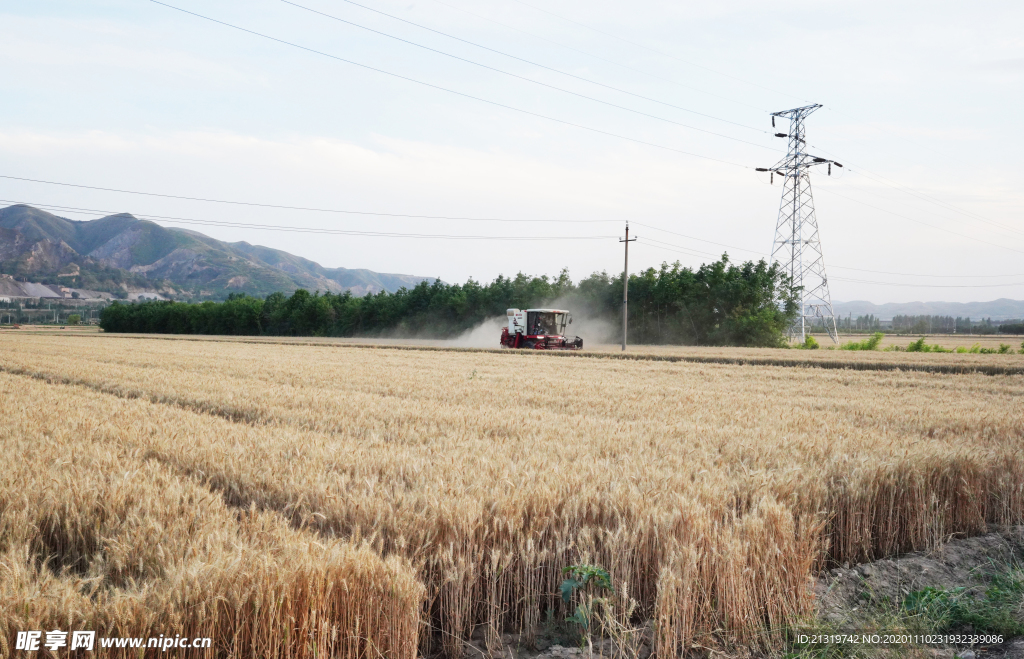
[{"xmin": 763, "ymin": 104, "xmax": 840, "ymax": 344}]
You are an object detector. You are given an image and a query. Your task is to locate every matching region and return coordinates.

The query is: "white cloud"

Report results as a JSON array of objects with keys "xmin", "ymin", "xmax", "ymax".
[{"xmin": 1, "ymin": 0, "xmax": 1022, "ymax": 303}]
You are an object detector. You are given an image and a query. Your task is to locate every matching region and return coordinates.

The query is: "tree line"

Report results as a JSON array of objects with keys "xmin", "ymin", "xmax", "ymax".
[
  {"xmin": 891, "ymin": 315, "xmax": 1022, "ymax": 335},
  {"xmin": 835, "ymin": 314, "xmax": 882, "ymax": 332},
  {"xmin": 99, "ymin": 255, "xmax": 800, "ymax": 347}
]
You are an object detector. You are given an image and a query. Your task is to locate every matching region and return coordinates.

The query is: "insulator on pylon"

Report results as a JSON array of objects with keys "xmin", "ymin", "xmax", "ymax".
[
  {"xmin": 755, "ymin": 167, "xmax": 768, "ymax": 171},
  {"xmin": 828, "ymin": 163, "xmax": 832, "ymax": 176},
  {"xmin": 813, "ymin": 157, "xmax": 827, "ymax": 162},
  {"xmin": 775, "ymin": 133, "xmax": 788, "ymax": 138},
  {"xmin": 771, "ymin": 172, "xmax": 774, "ymax": 185},
  {"xmin": 772, "ymin": 116, "xmax": 775, "ymax": 127},
  {"xmin": 834, "ymin": 162, "xmax": 843, "ymax": 168}
]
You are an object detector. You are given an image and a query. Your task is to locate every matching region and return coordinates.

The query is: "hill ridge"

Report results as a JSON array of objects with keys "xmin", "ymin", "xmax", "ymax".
[
  {"xmin": 0, "ymin": 204, "xmax": 432, "ymax": 299},
  {"xmin": 832, "ymin": 298, "xmax": 1024, "ymax": 321}
]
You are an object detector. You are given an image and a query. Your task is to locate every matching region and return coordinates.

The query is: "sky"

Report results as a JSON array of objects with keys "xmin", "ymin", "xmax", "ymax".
[{"xmin": 1, "ymin": 0, "xmax": 1022, "ymax": 303}]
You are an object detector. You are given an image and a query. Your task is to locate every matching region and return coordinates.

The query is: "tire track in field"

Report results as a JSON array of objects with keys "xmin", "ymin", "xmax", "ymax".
[
  {"xmin": 34, "ymin": 331, "xmax": 1024, "ymax": 376},
  {"xmin": 0, "ymin": 363, "xmax": 277, "ymax": 427}
]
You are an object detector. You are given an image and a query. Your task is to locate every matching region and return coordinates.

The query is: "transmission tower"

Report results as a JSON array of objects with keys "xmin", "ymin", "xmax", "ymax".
[{"xmin": 757, "ymin": 104, "xmax": 842, "ymax": 344}]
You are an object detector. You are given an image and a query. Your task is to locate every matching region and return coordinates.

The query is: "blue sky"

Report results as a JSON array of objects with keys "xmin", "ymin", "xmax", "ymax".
[{"xmin": 1, "ymin": 0, "xmax": 1022, "ymax": 302}]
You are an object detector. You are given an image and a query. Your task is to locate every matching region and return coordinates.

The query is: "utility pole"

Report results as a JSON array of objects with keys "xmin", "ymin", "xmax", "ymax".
[
  {"xmin": 620, "ymin": 222, "xmax": 637, "ymax": 351},
  {"xmin": 757, "ymin": 104, "xmax": 841, "ymax": 344}
]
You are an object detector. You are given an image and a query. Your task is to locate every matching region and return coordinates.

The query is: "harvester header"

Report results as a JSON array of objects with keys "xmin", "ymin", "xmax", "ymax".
[{"xmin": 499, "ymin": 308, "xmax": 583, "ymax": 350}]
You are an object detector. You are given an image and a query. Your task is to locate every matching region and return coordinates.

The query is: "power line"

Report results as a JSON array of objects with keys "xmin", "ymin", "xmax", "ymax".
[
  {"xmin": 6, "ymin": 174, "xmax": 1023, "ymax": 281},
  {"xmin": 815, "ymin": 187, "xmax": 1024, "ymax": 256},
  {"xmin": 831, "ymin": 276, "xmax": 1024, "ymax": 289},
  {"xmin": 424, "ymin": 0, "xmax": 1023, "ymax": 246},
  {"xmin": 820, "ymin": 106, "xmax": 958, "ymax": 164},
  {"xmin": 635, "ymin": 224, "xmax": 762, "ymax": 255},
  {"xmin": 640, "ymin": 239, "xmax": 1024, "ymax": 289},
  {"xmin": 640, "ymin": 234, "xmax": 1024, "ymax": 280},
  {"xmin": 826, "ymin": 159, "xmax": 1024, "ymax": 240},
  {"xmin": 7, "ymin": 196, "xmax": 1024, "ymax": 287},
  {"xmin": 148, "ymin": 3, "xmax": 1023, "ymax": 274},
  {"xmin": 148, "ymin": 0, "xmax": 750, "ymax": 168},
  {"xmin": 809, "ymin": 126, "xmax": 1024, "ymax": 237},
  {"xmin": 428, "ymin": 0, "xmax": 769, "ymax": 113},
  {"xmin": 17, "ymin": 195, "xmax": 955, "ymax": 280},
  {"xmin": 751, "ymin": 110, "xmax": 1024, "ymax": 264},
  {"xmin": 0, "ymin": 199, "xmax": 616, "ymax": 240},
  {"xmin": 0, "ymin": 175, "xmax": 614, "ymax": 222},
  {"xmin": 638, "ymin": 237, "xmax": 719, "ymax": 259},
  {"xmin": 294, "ymin": 0, "xmax": 769, "ymax": 134},
  {"xmin": 305, "ymin": 0, "xmax": 1024, "ymax": 251},
  {"xmin": 278, "ymin": 0, "xmax": 776, "ymax": 151},
  {"xmin": 503, "ymin": 0, "xmax": 810, "ymax": 103},
  {"xmin": 639, "ymin": 155, "xmax": 1024, "ymax": 275},
  {"xmin": 640, "ymin": 241, "xmax": 713, "ymax": 261},
  {"xmin": 829, "ymin": 265, "xmax": 1024, "ymax": 279}
]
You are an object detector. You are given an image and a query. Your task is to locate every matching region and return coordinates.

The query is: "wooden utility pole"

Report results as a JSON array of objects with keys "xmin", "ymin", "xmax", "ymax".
[{"xmin": 620, "ymin": 222, "xmax": 636, "ymax": 351}]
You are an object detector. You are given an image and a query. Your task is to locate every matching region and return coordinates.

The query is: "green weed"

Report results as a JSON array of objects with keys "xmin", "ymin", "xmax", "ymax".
[
  {"xmin": 905, "ymin": 337, "xmax": 952, "ymax": 353},
  {"xmin": 786, "ymin": 565, "xmax": 1024, "ymax": 658},
  {"xmin": 796, "ymin": 335, "xmax": 820, "ymax": 350},
  {"xmin": 560, "ymin": 564, "xmax": 613, "ymax": 637},
  {"xmin": 882, "ymin": 337, "xmax": 1021, "ymax": 354},
  {"xmin": 839, "ymin": 332, "xmax": 884, "ymax": 351},
  {"xmin": 901, "ymin": 572, "xmax": 1024, "ymax": 636}
]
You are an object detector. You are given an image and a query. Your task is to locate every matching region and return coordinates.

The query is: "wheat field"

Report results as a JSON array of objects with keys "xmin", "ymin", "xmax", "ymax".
[
  {"xmin": 2, "ymin": 333, "xmax": 1023, "ymax": 657},
  {"xmin": 0, "ymin": 368, "xmax": 423, "ymax": 659}
]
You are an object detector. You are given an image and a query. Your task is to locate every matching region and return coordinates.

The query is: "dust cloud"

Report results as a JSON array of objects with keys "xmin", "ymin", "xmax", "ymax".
[
  {"xmin": 445, "ymin": 299, "xmax": 619, "ymax": 349},
  {"xmin": 546, "ymin": 296, "xmax": 619, "ymax": 345},
  {"xmin": 448, "ymin": 316, "xmax": 506, "ymax": 348}
]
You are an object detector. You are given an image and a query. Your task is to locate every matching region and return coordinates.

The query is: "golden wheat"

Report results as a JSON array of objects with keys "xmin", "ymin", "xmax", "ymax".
[
  {"xmin": 0, "ymin": 371, "xmax": 423, "ymax": 659},
  {"xmin": 2, "ymin": 333, "xmax": 1023, "ymax": 656}
]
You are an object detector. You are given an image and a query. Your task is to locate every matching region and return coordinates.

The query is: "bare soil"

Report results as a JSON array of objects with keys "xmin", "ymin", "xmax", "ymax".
[
  {"xmin": 817, "ymin": 527, "xmax": 1024, "ymax": 622},
  {"xmin": 816, "ymin": 526, "xmax": 1024, "ymax": 659}
]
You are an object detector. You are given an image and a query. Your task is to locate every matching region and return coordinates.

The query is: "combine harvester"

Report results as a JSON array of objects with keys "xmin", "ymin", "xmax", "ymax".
[{"xmin": 500, "ymin": 308, "xmax": 583, "ymax": 350}]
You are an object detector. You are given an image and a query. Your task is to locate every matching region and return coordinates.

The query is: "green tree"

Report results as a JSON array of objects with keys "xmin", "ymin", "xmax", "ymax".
[{"xmin": 100, "ymin": 255, "xmax": 798, "ymax": 347}]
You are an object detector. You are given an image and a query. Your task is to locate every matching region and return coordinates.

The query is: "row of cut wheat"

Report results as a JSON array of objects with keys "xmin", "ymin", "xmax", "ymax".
[{"xmin": 56, "ymin": 330, "xmax": 1024, "ymax": 370}]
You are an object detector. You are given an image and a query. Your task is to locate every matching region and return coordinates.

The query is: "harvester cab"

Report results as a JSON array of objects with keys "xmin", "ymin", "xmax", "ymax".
[{"xmin": 500, "ymin": 308, "xmax": 583, "ymax": 350}]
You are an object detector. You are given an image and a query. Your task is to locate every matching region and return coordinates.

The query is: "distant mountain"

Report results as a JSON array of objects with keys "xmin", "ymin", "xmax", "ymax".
[
  {"xmin": 0, "ymin": 204, "xmax": 433, "ymax": 299},
  {"xmin": 832, "ymin": 299, "xmax": 1024, "ymax": 321}
]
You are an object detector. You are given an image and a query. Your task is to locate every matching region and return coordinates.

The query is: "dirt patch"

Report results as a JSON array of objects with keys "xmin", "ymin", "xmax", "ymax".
[
  {"xmin": 459, "ymin": 625, "xmax": 653, "ymax": 659},
  {"xmin": 814, "ymin": 525, "xmax": 1024, "ymax": 658},
  {"xmin": 817, "ymin": 526, "xmax": 1024, "ymax": 620}
]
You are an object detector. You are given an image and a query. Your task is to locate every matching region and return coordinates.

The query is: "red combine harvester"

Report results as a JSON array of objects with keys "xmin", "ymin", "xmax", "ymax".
[{"xmin": 499, "ymin": 308, "xmax": 583, "ymax": 350}]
